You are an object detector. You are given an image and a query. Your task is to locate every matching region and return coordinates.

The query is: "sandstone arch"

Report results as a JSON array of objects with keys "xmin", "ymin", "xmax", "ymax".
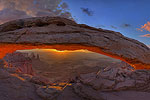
[{"xmin": 0, "ymin": 16, "xmax": 150, "ymax": 69}]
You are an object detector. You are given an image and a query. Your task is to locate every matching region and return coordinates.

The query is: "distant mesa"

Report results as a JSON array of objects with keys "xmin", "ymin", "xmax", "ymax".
[{"xmin": 0, "ymin": 16, "xmax": 150, "ymax": 69}]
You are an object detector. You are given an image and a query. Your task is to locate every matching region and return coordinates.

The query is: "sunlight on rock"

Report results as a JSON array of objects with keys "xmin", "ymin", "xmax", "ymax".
[
  {"xmin": 11, "ymin": 73, "xmax": 25, "ymax": 81},
  {"xmin": 14, "ymin": 48, "xmax": 122, "ymax": 83}
]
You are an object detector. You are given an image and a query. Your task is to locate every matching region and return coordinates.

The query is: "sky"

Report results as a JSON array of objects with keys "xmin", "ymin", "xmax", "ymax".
[{"xmin": 0, "ymin": 0, "xmax": 150, "ymax": 46}]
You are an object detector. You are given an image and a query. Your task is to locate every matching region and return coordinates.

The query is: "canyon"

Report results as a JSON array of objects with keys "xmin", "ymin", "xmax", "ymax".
[
  {"xmin": 0, "ymin": 16, "xmax": 150, "ymax": 100},
  {"xmin": 1, "ymin": 51, "xmax": 150, "ymax": 100},
  {"xmin": 16, "ymin": 49, "xmax": 121, "ymax": 82},
  {"xmin": 0, "ymin": 16, "xmax": 150, "ymax": 69}
]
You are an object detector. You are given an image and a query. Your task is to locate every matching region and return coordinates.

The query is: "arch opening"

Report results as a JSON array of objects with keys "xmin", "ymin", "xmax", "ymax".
[
  {"xmin": 0, "ymin": 43, "xmax": 146, "ymax": 70},
  {"xmin": 16, "ymin": 48, "xmax": 126, "ymax": 82},
  {"xmin": 0, "ymin": 43, "xmax": 135, "ymax": 83}
]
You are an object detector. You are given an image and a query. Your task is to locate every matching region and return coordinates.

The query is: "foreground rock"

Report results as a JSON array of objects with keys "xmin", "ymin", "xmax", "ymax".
[
  {"xmin": 69, "ymin": 65, "xmax": 150, "ymax": 100},
  {"xmin": 1, "ymin": 57, "xmax": 150, "ymax": 100},
  {"xmin": 77, "ymin": 66, "xmax": 149, "ymax": 92},
  {"xmin": 56, "ymin": 64, "xmax": 150, "ymax": 100},
  {"xmin": 0, "ymin": 68, "xmax": 42, "ymax": 100},
  {"xmin": 3, "ymin": 52, "xmax": 34, "ymax": 75},
  {"xmin": 0, "ymin": 16, "xmax": 150, "ymax": 69}
]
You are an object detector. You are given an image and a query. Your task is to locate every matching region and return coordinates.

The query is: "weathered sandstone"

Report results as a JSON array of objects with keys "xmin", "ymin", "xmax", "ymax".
[
  {"xmin": 1, "ymin": 56, "xmax": 150, "ymax": 100},
  {"xmin": 3, "ymin": 52, "xmax": 34, "ymax": 75},
  {"xmin": 0, "ymin": 16, "xmax": 150, "ymax": 69}
]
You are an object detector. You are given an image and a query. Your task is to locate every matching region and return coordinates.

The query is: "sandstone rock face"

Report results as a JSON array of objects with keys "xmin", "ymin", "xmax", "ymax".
[
  {"xmin": 77, "ymin": 65, "xmax": 150, "ymax": 92},
  {"xmin": 34, "ymin": 62, "xmax": 150, "ymax": 100},
  {"xmin": 3, "ymin": 52, "xmax": 34, "ymax": 75},
  {"xmin": 2, "ymin": 52, "xmax": 52, "ymax": 85},
  {"xmin": 69, "ymin": 65, "xmax": 150, "ymax": 100},
  {"xmin": 0, "ymin": 16, "xmax": 150, "ymax": 69},
  {"xmin": 0, "ymin": 69, "xmax": 42, "ymax": 100},
  {"xmin": 1, "ymin": 57, "xmax": 150, "ymax": 100},
  {"xmin": 1, "ymin": 16, "xmax": 150, "ymax": 100},
  {"xmin": 36, "ymin": 85, "xmax": 62, "ymax": 100}
]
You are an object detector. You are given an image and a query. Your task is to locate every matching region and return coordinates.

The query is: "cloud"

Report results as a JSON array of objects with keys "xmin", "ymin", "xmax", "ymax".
[
  {"xmin": 60, "ymin": 2, "xmax": 69, "ymax": 9},
  {"xmin": 0, "ymin": 0, "xmax": 72, "ymax": 24},
  {"xmin": 95, "ymin": 25, "xmax": 105, "ymax": 28},
  {"xmin": 138, "ymin": 21, "xmax": 150, "ymax": 32},
  {"xmin": 81, "ymin": 8, "xmax": 94, "ymax": 16},
  {"xmin": 136, "ymin": 28, "xmax": 143, "ymax": 32},
  {"xmin": 0, "ymin": 8, "xmax": 31, "ymax": 24},
  {"xmin": 110, "ymin": 25, "xmax": 117, "ymax": 29},
  {"xmin": 121, "ymin": 24, "xmax": 131, "ymax": 28},
  {"xmin": 140, "ymin": 34, "xmax": 150, "ymax": 38}
]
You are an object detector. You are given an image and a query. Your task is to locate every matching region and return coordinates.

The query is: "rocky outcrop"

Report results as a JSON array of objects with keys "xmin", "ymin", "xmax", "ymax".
[
  {"xmin": 1, "ymin": 16, "xmax": 150, "ymax": 100},
  {"xmin": 0, "ymin": 68, "xmax": 42, "ymax": 100},
  {"xmin": 3, "ymin": 52, "xmax": 34, "ymax": 75},
  {"xmin": 1, "ymin": 56, "xmax": 150, "ymax": 100},
  {"xmin": 0, "ymin": 16, "xmax": 150, "ymax": 69},
  {"xmin": 77, "ymin": 66, "xmax": 146, "ymax": 92},
  {"xmin": 2, "ymin": 52, "xmax": 52, "ymax": 85},
  {"xmin": 66, "ymin": 64, "xmax": 150, "ymax": 100},
  {"xmin": 35, "ymin": 62, "xmax": 150, "ymax": 100}
]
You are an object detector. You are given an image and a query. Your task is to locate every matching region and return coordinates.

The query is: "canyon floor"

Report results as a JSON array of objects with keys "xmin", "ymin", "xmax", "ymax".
[
  {"xmin": 1, "ymin": 51, "xmax": 150, "ymax": 100},
  {"xmin": 18, "ymin": 49, "xmax": 121, "ymax": 83}
]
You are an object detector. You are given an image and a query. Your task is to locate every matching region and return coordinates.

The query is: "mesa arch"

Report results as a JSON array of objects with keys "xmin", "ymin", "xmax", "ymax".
[{"xmin": 0, "ymin": 16, "xmax": 150, "ymax": 69}]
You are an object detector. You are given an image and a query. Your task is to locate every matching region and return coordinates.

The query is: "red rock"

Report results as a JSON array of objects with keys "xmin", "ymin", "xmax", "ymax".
[
  {"xmin": 30, "ymin": 76, "xmax": 52, "ymax": 85},
  {"xmin": 0, "ymin": 16, "xmax": 150, "ymax": 100},
  {"xmin": 3, "ymin": 52, "xmax": 34, "ymax": 75},
  {"xmin": 0, "ymin": 16, "xmax": 150, "ymax": 69}
]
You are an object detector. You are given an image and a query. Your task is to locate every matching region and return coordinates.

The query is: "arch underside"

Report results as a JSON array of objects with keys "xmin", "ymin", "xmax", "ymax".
[
  {"xmin": 0, "ymin": 43, "xmax": 149, "ymax": 69},
  {"xmin": 0, "ymin": 17, "xmax": 150, "ymax": 69}
]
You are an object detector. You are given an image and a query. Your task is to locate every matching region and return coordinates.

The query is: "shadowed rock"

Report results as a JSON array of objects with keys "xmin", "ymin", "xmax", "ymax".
[
  {"xmin": 1, "ymin": 16, "xmax": 150, "ymax": 100},
  {"xmin": 1, "ymin": 56, "xmax": 150, "ymax": 100},
  {"xmin": 3, "ymin": 52, "xmax": 34, "ymax": 75}
]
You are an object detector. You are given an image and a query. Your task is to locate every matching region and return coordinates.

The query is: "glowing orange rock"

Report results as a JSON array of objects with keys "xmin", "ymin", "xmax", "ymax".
[{"xmin": 0, "ymin": 16, "xmax": 150, "ymax": 69}]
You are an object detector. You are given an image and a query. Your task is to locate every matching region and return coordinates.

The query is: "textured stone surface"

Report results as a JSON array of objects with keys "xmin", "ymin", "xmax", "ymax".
[
  {"xmin": 0, "ymin": 69, "xmax": 42, "ymax": 100},
  {"xmin": 0, "ymin": 16, "xmax": 150, "ymax": 69},
  {"xmin": 1, "ymin": 57, "xmax": 150, "ymax": 100},
  {"xmin": 36, "ymin": 86, "xmax": 62, "ymax": 100},
  {"xmin": 3, "ymin": 52, "xmax": 34, "ymax": 75},
  {"xmin": 67, "ymin": 65, "xmax": 150, "ymax": 100},
  {"xmin": 2, "ymin": 52, "xmax": 52, "ymax": 85},
  {"xmin": 1, "ymin": 16, "xmax": 150, "ymax": 100},
  {"xmin": 77, "ymin": 65, "xmax": 150, "ymax": 92}
]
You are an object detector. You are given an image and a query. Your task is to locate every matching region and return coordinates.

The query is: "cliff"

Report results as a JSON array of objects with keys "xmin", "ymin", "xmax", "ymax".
[{"xmin": 0, "ymin": 16, "xmax": 149, "ymax": 69}]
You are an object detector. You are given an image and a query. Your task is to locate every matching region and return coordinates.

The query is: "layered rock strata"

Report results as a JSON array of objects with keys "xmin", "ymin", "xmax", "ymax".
[{"xmin": 0, "ymin": 16, "xmax": 150, "ymax": 69}]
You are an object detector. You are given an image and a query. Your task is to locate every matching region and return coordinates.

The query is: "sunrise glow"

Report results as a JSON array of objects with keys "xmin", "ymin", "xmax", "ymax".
[
  {"xmin": 42, "ymin": 49, "xmax": 90, "ymax": 53},
  {"xmin": 1, "ymin": 1, "xmax": 150, "ymax": 100}
]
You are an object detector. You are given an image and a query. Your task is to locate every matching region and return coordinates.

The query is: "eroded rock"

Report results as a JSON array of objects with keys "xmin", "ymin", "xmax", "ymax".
[
  {"xmin": 36, "ymin": 86, "xmax": 62, "ymax": 100},
  {"xmin": 76, "ymin": 65, "xmax": 150, "ymax": 92},
  {"xmin": 1, "ymin": 16, "xmax": 150, "ymax": 100},
  {"xmin": 0, "ymin": 16, "xmax": 150, "ymax": 69},
  {"xmin": 0, "ymin": 68, "xmax": 42, "ymax": 100},
  {"xmin": 1, "ymin": 56, "xmax": 150, "ymax": 100},
  {"xmin": 3, "ymin": 52, "xmax": 34, "ymax": 75}
]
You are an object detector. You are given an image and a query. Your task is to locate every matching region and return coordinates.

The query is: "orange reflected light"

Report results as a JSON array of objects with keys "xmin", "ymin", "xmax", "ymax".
[
  {"xmin": 0, "ymin": 43, "xmax": 149, "ymax": 69},
  {"xmin": 42, "ymin": 49, "xmax": 90, "ymax": 53},
  {"xmin": 11, "ymin": 73, "xmax": 25, "ymax": 81},
  {"xmin": 40, "ymin": 49, "xmax": 91, "ymax": 57}
]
